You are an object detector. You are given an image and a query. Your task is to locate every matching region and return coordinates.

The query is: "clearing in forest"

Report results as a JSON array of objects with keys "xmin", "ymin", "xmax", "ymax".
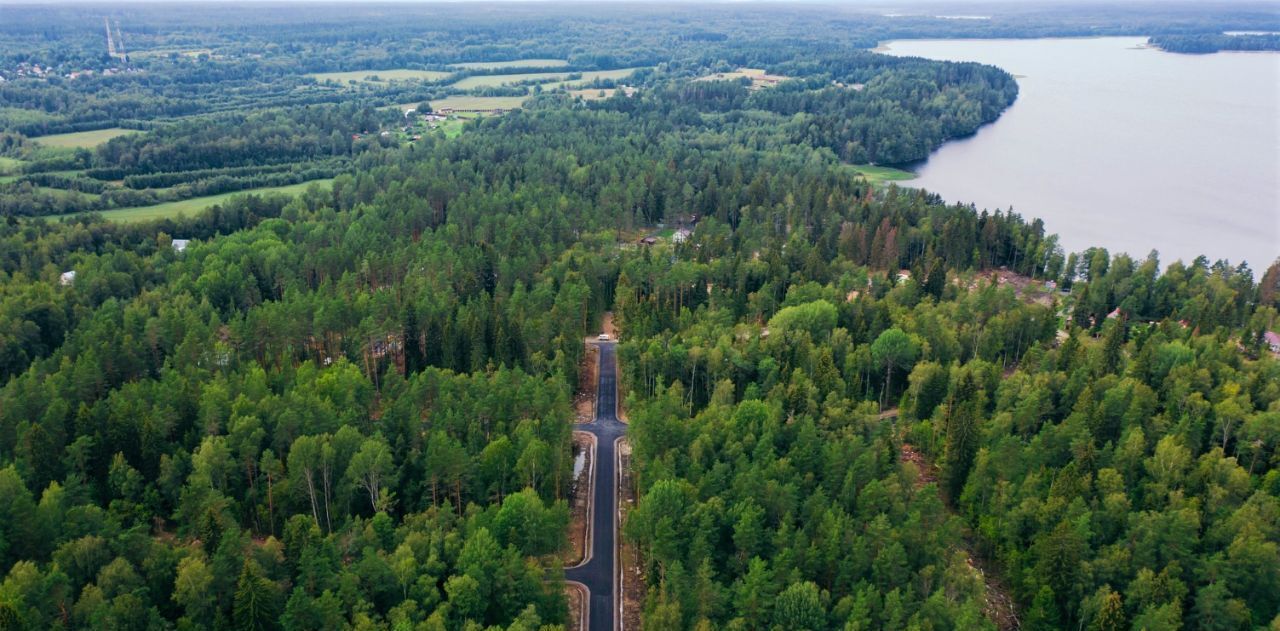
[
  {"xmin": 851, "ymin": 164, "xmax": 917, "ymax": 183},
  {"xmin": 31, "ymin": 128, "xmax": 136, "ymax": 149}
]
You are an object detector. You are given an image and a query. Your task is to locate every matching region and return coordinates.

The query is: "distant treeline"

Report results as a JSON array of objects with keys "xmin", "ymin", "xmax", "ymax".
[{"xmin": 1149, "ymin": 33, "xmax": 1280, "ymax": 53}]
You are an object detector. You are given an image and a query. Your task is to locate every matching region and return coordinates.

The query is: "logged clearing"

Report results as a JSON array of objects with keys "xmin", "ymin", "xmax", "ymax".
[
  {"xmin": 451, "ymin": 59, "xmax": 568, "ymax": 70},
  {"xmin": 32, "ymin": 128, "xmax": 135, "ymax": 149},
  {"xmin": 54, "ymin": 179, "xmax": 333, "ymax": 223},
  {"xmin": 309, "ymin": 69, "xmax": 451, "ymax": 84}
]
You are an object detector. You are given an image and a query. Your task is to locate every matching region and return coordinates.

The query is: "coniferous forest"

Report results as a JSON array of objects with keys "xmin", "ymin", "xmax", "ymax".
[{"xmin": 1, "ymin": 3, "xmax": 1278, "ymax": 631}]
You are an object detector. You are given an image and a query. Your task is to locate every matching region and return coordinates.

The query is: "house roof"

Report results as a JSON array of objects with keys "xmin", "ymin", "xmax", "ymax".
[{"xmin": 1265, "ymin": 331, "xmax": 1280, "ymax": 345}]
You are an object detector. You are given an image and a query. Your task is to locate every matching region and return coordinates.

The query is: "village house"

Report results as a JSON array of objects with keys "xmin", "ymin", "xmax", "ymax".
[{"xmin": 1265, "ymin": 331, "xmax": 1280, "ymax": 354}]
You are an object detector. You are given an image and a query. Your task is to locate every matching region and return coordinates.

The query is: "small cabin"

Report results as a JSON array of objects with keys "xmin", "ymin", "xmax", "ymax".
[
  {"xmin": 172, "ymin": 239, "xmax": 190, "ymax": 253},
  {"xmin": 59, "ymin": 271, "xmax": 76, "ymax": 286}
]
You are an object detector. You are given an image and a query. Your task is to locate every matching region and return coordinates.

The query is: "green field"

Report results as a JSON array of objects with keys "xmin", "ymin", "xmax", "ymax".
[
  {"xmin": 54, "ymin": 179, "xmax": 333, "ymax": 223},
  {"xmin": 0, "ymin": 156, "xmax": 23, "ymax": 175},
  {"xmin": 309, "ymin": 69, "xmax": 452, "ymax": 84},
  {"xmin": 430, "ymin": 95, "xmax": 529, "ymax": 111},
  {"xmin": 450, "ymin": 68, "xmax": 644, "ymax": 90},
  {"xmin": 451, "ymin": 59, "xmax": 568, "ymax": 70},
  {"xmin": 31, "ymin": 128, "xmax": 136, "ymax": 149},
  {"xmin": 851, "ymin": 164, "xmax": 917, "ymax": 183},
  {"xmin": 544, "ymin": 68, "xmax": 645, "ymax": 90}
]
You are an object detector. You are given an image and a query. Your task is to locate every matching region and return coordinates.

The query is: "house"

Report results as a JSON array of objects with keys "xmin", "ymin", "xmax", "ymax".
[
  {"xmin": 59, "ymin": 271, "xmax": 76, "ymax": 286},
  {"xmin": 171, "ymin": 239, "xmax": 190, "ymax": 253},
  {"xmin": 672, "ymin": 228, "xmax": 692, "ymax": 244},
  {"xmin": 1265, "ymin": 331, "xmax": 1280, "ymax": 353}
]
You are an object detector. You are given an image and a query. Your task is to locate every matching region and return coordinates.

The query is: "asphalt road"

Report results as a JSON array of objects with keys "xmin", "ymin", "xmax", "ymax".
[{"xmin": 565, "ymin": 341, "xmax": 627, "ymax": 631}]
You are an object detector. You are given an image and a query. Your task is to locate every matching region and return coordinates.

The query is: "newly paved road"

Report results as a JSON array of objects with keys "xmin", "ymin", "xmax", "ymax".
[{"xmin": 565, "ymin": 341, "xmax": 627, "ymax": 631}]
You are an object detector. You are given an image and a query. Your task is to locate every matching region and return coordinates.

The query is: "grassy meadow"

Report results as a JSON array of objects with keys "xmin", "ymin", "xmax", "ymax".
[
  {"xmin": 53, "ymin": 179, "xmax": 333, "ymax": 223},
  {"xmin": 32, "ymin": 128, "xmax": 136, "ymax": 149}
]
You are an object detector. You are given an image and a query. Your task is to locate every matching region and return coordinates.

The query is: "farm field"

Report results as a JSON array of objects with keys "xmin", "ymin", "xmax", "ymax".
[
  {"xmin": 451, "ymin": 59, "xmax": 568, "ymax": 69},
  {"xmin": 543, "ymin": 68, "xmax": 644, "ymax": 90},
  {"xmin": 309, "ymin": 69, "xmax": 451, "ymax": 84},
  {"xmin": 31, "ymin": 128, "xmax": 136, "ymax": 148},
  {"xmin": 53, "ymin": 179, "xmax": 333, "ymax": 223},
  {"xmin": 430, "ymin": 95, "xmax": 528, "ymax": 111},
  {"xmin": 567, "ymin": 86, "xmax": 637, "ymax": 101},
  {"xmin": 450, "ymin": 67, "xmax": 644, "ymax": 90},
  {"xmin": 695, "ymin": 67, "xmax": 789, "ymax": 89}
]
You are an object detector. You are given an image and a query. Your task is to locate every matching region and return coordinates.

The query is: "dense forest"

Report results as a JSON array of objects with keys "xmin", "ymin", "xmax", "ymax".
[{"xmin": 0, "ymin": 3, "xmax": 1278, "ymax": 631}]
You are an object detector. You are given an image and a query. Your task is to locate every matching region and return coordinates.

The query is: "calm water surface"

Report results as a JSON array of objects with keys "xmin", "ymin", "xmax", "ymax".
[{"xmin": 882, "ymin": 37, "xmax": 1279, "ymax": 269}]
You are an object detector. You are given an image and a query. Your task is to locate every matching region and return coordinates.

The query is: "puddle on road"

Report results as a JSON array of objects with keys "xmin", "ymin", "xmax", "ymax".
[{"xmin": 572, "ymin": 446, "xmax": 586, "ymax": 479}]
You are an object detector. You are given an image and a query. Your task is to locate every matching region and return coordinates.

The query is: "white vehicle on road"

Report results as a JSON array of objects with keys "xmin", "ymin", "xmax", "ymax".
[{"xmin": 597, "ymin": 333, "xmax": 610, "ymax": 340}]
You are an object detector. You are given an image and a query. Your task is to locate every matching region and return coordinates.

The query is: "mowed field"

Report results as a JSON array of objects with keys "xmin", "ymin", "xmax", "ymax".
[
  {"xmin": 309, "ymin": 69, "xmax": 452, "ymax": 84},
  {"xmin": 851, "ymin": 164, "xmax": 916, "ymax": 183},
  {"xmin": 451, "ymin": 59, "xmax": 568, "ymax": 70},
  {"xmin": 32, "ymin": 128, "xmax": 136, "ymax": 149},
  {"xmin": 54, "ymin": 179, "xmax": 333, "ymax": 223},
  {"xmin": 450, "ymin": 67, "xmax": 644, "ymax": 90}
]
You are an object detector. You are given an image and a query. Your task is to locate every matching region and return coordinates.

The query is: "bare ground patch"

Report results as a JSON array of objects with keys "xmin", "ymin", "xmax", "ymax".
[
  {"xmin": 565, "ymin": 581, "xmax": 587, "ymax": 631},
  {"xmin": 575, "ymin": 344, "xmax": 598, "ymax": 423},
  {"xmin": 899, "ymin": 440, "xmax": 1019, "ymax": 630},
  {"xmin": 618, "ymin": 438, "xmax": 643, "ymax": 629},
  {"xmin": 562, "ymin": 432, "xmax": 595, "ymax": 566}
]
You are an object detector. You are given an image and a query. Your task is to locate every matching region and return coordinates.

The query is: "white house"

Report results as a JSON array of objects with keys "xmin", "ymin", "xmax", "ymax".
[
  {"xmin": 60, "ymin": 271, "xmax": 76, "ymax": 286},
  {"xmin": 172, "ymin": 239, "xmax": 190, "ymax": 253}
]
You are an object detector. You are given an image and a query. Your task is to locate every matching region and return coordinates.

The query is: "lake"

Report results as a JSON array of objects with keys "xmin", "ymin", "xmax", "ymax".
[{"xmin": 880, "ymin": 37, "xmax": 1279, "ymax": 270}]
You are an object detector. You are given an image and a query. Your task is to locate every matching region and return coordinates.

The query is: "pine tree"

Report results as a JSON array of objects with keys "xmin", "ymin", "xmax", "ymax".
[{"xmin": 233, "ymin": 560, "xmax": 279, "ymax": 631}]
